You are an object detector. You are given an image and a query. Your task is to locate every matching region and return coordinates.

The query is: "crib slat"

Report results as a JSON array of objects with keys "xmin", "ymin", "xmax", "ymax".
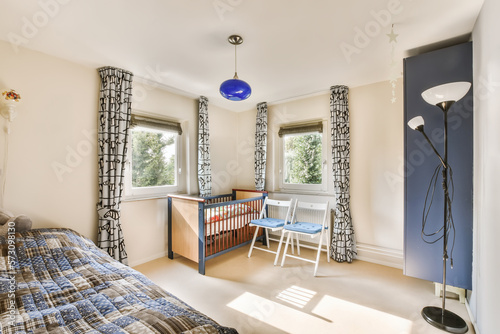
[
  {"xmin": 218, "ymin": 206, "xmax": 222, "ymax": 253},
  {"xmin": 209, "ymin": 208, "xmax": 213, "ymax": 256},
  {"xmin": 198, "ymin": 193, "xmax": 268, "ymax": 270},
  {"xmin": 230, "ymin": 204, "xmax": 235, "ymax": 249}
]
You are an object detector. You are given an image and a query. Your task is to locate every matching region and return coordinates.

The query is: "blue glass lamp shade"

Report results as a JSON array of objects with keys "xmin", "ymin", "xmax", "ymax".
[{"xmin": 220, "ymin": 78, "xmax": 251, "ymax": 101}]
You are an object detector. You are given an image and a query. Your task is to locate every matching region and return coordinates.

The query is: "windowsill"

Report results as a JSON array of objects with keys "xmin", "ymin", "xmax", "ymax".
[
  {"xmin": 270, "ymin": 189, "xmax": 335, "ymax": 197},
  {"xmin": 122, "ymin": 194, "xmax": 169, "ymax": 202},
  {"xmin": 122, "ymin": 189, "xmax": 189, "ymax": 202}
]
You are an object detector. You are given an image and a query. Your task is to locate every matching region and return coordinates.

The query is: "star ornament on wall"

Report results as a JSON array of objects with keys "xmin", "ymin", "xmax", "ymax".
[{"xmin": 387, "ymin": 27, "xmax": 399, "ymax": 43}]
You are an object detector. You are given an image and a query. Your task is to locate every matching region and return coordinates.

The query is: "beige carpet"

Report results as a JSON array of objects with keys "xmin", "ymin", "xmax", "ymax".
[{"xmin": 134, "ymin": 244, "xmax": 474, "ymax": 334}]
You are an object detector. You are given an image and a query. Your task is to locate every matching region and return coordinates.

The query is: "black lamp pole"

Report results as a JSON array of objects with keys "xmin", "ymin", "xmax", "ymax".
[{"xmin": 415, "ymin": 101, "xmax": 468, "ymax": 334}]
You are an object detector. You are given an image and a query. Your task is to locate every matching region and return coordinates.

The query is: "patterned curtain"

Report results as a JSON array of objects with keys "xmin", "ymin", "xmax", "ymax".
[
  {"xmin": 255, "ymin": 102, "xmax": 267, "ymax": 191},
  {"xmin": 330, "ymin": 85, "xmax": 356, "ymax": 263},
  {"xmin": 96, "ymin": 66, "xmax": 133, "ymax": 265},
  {"xmin": 198, "ymin": 96, "xmax": 212, "ymax": 197}
]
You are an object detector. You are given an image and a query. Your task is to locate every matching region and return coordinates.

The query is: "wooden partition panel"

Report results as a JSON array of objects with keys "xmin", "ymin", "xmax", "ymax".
[
  {"xmin": 233, "ymin": 189, "xmax": 267, "ymax": 200},
  {"xmin": 170, "ymin": 196, "xmax": 203, "ymax": 263}
]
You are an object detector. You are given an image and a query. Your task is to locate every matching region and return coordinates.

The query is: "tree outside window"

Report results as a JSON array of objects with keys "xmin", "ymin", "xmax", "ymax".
[
  {"xmin": 131, "ymin": 127, "xmax": 177, "ymax": 188},
  {"xmin": 283, "ymin": 133, "xmax": 322, "ymax": 185}
]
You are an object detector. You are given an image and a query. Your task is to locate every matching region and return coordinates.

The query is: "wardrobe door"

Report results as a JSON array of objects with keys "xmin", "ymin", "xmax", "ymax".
[{"xmin": 403, "ymin": 42, "xmax": 473, "ymax": 290}]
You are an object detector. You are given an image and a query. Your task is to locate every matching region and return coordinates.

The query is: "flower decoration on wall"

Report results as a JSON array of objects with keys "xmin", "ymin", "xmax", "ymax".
[
  {"xmin": 2, "ymin": 89, "xmax": 21, "ymax": 102},
  {"xmin": 1, "ymin": 89, "xmax": 21, "ymax": 124}
]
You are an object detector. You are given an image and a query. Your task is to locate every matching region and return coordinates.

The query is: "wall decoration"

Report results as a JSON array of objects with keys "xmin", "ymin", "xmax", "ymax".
[
  {"xmin": 387, "ymin": 24, "xmax": 399, "ymax": 104},
  {"xmin": 254, "ymin": 102, "xmax": 267, "ymax": 191}
]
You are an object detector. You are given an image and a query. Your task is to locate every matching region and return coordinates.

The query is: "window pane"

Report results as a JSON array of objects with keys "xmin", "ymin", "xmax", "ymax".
[
  {"xmin": 284, "ymin": 133, "xmax": 322, "ymax": 185},
  {"xmin": 131, "ymin": 126, "xmax": 176, "ymax": 188}
]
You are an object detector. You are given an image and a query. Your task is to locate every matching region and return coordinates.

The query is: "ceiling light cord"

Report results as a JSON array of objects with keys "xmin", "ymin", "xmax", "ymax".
[{"xmin": 234, "ymin": 44, "xmax": 238, "ymax": 79}]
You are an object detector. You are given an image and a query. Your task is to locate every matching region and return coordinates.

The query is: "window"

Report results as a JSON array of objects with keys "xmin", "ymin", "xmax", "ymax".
[
  {"xmin": 124, "ymin": 114, "xmax": 182, "ymax": 199},
  {"xmin": 279, "ymin": 121, "xmax": 327, "ymax": 192}
]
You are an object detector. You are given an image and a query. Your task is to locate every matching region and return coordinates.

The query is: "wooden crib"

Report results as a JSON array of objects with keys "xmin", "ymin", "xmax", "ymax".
[{"xmin": 168, "ymin": 189, "xmax": 268, "ymax": 274}]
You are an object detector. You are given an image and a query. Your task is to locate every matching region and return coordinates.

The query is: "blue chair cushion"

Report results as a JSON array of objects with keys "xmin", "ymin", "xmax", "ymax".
[
  {"xmin": 284, "ymin": 222, "xmax": 323, "ymax": 234},
  {"xmin": 250, "ymin": 218, "xmax": 285, "ymax": 228}
]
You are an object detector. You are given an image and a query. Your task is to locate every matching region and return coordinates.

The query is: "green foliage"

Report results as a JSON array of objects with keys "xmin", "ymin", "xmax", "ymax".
[
  {"xmin": 284, "ymin": 133, "xmax": 322, "ymax": 184},
  {"xmin": 131, "ymin": 129, "xmax": 176, "ymax": 187}
]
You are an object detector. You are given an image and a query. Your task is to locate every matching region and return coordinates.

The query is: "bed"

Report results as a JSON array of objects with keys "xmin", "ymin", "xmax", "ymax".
[
  {"xmin": 168, "ymin": 189, "xmax": 267, "ymax": 275},
  {"xmin": 0, "ymin": 228, "xmax": 238, "ymax": 334}
]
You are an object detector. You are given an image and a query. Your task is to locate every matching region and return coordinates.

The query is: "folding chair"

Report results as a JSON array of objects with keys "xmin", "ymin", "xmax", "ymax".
[
  {"xmin": 279, "ymin": 201, "xmax": 330, "ymax": 276},
  {"xmin": 248, "ymin": 198, "xmax": 295, "ymax": 265}
]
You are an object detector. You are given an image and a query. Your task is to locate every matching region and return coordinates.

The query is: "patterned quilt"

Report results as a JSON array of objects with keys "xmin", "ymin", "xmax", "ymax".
[{"xmin": 0, "ymin": 228, "xmax": 238, "ymax": 334}]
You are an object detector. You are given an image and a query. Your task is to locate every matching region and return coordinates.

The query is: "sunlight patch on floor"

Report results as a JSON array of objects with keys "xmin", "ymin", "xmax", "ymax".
[
  {"xmin": 227, "ymin": 292, "xmax": 330, "ymax": 333},
  {"xmin": 227, "ymin": 292, "xmax": 413, "ymax": 334},
  {"xmin": 312, "ymin": 295, "xmax": 413, "ymax": 334},
  {"xmin": 276, "ymin": 285, "xmax": 317, "ymax": 308}
]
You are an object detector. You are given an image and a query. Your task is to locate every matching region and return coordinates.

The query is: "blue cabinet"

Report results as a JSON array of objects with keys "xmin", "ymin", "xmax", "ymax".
[{"xmin": 403, "ymin": 42, "xmax": 473, "ymax": 290}]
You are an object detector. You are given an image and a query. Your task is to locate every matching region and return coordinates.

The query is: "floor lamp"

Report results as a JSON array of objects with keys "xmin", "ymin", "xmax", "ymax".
[{"xmin": 407, "ymin": 81, "xmax": 471, "ymax": 334}]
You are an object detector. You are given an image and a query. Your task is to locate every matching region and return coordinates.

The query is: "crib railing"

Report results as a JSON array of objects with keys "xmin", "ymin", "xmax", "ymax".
[
  {"xmin": 204, "ymin": 193, "xmax": 233, "ymax": 204},
  {"xmin": 204, "ymin": 196, "xmax": 264, "ymax": 257}
]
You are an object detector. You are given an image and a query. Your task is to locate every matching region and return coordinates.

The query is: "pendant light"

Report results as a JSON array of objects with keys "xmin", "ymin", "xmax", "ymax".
[{"xmin": 220, "ymin": 35, "xmax": 251, "ymax": 101}]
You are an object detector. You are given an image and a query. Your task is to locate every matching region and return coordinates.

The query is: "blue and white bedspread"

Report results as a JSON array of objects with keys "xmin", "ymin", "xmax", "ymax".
[{"xmin": 0, "ymin": 228, "xmax": 238, "ymax": 334}]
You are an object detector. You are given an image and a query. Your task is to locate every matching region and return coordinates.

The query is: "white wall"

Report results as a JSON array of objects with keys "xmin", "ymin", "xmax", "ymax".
[
  {"xmin": 120, "ymin": 82, "xmax": 200, "ymax": 266},
  {"xmin": 237, "ymin": 81, "xmax": 404, "ymax": 268},
  {"xmin": 124, "ymin": 87, "xmax": 239, "ymax": 266},
  {"xmin": 471, "ymin": 1, "xmax": 500, "ymax": 333},
  {"xmin": 0, "ymin": 40, "xmax": 239, "ymax": 266},
  {"xmin": 209, "ymin": 105, "xmax": 239, "ymax": 195},
  {"xmin": 0, "ymin": 40, "xmax": 99, "ymax": 240},
  {"xmin": 235, "ymin": 108, "xmax": 258, "ymax": 189},
  {"xmin": 350, "ymin": 81, "xmax": 404, "ymax": 266}
]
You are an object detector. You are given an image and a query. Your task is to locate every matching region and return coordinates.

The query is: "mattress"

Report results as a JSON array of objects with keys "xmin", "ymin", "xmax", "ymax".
[
  {"xmin": 204, "ymin": 203, "xmax": 259, "ymax": 236},
  {"xmin": 0, "ymin": 228, "xmax": 238, "ymax": 334}
]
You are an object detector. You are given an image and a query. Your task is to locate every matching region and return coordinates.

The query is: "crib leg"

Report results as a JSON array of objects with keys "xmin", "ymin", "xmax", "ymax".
[{"xmin": 198, "ymin": 261, "xmax": 205, "ymax": 275}]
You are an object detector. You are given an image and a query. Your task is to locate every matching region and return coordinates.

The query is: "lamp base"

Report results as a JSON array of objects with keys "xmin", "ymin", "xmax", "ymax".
[{"xmin": 422, "ymin": 306, "xmax": 468, "ymax": 333}]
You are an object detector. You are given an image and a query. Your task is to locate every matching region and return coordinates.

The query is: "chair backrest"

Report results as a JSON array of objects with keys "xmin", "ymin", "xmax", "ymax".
[
  {"xmin": 292, "ymin": 201, "xmax": 329, "ymax": 228},
  {"xmin": 260, "ymin": 198, "xmax": 295, "ymax": 224}
]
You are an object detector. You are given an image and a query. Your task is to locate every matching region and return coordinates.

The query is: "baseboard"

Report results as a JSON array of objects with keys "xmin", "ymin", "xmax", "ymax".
[
  {"xmin": 355, "ymin": 243, "xmax": 404, "ymax": 269},
  {"xmin": 129, "ymin": 251, "xmax": 167, "ymax": 268},
  {"xmin": 268, "ymin": 233, "xmax": 404, "ymax": 270},
  {"xmin": 465, "ymin": 299, "xmax": 480, "ymax": 334}
]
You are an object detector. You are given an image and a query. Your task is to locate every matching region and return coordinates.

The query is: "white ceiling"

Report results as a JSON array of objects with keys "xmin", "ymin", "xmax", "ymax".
[{"xmin": 0, "ymin": 0, "xmax": 484, "ymax": 112}]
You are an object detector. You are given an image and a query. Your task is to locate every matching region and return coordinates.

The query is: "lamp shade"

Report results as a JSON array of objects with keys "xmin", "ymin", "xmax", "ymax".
[
  {"xmin": 407, "ymin": 116, "xmax": 425, "ymax": 130},
  {"xmin": 219, "ymin": 78, "xmax": 252, "ymax": 101},
  {"xmin": 421, "ymin": 81, "xmax": 471, "ymax": 106}
]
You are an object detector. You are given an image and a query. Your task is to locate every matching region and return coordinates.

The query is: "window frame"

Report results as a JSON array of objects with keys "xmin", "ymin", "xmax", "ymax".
[
  {"xmin": 278, "ymin": 120, "xmax": 328, "ymax": 193},
  {"xmin": 123, "ymin": 114, "xmax": 182, "ymax": 200}
]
